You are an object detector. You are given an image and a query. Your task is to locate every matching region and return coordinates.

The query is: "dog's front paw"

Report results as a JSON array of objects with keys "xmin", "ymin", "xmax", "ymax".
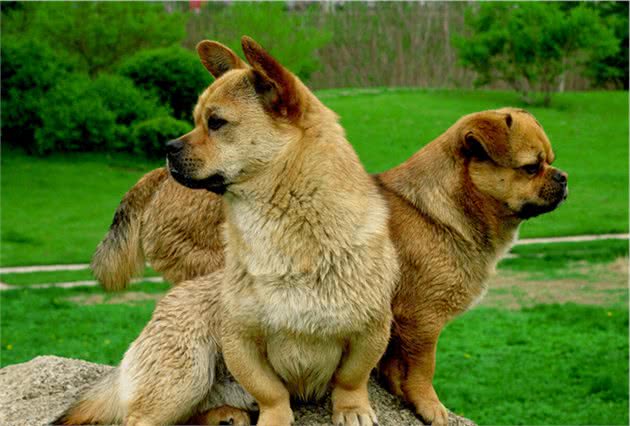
[
  {"xmin": 412, "ymin": 396, "xmax": 448, "ymax": 426},
  {"xmin": 332, "ymin": 406, "xmax": 378, "ymax": 426},
  {"xmin": 332, "ymin": 386, "xmax": 377, "ymax": 426}
]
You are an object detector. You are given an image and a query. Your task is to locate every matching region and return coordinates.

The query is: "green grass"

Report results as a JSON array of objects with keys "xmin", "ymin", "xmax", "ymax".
[
  {"xmin": 499, "ymin": 239, "xmax": 629, "ymax": 279},
  {"xmin": 0, "ymin": 88, "xmax": 627, "ymax": 425},
  {"xmin": 1, "ymin": 90, "xmax": 627, "ymax": 266},
  {"xmin": 1, "ymin": 282, "xmax": 626, "ymax": 424},
  {"xmin": 437, "ymin": 304, "xmax": 628, "ymax": 425},
  {"xmin": 0, "ymin": 282, "xmax": 168, "ymax": 366},
  {"xmin": 0, "ymin": 243, "xmax": 627, "ymax": 424},
  {"xmin": 1, "ymin": 150, "xmax": 161, "ymax": 266}
]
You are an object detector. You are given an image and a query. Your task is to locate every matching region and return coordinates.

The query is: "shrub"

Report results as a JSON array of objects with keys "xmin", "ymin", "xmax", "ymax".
[
  {"xmin": 91, "ymin": 74, "xmax": 170, "ymax": 149},
  {"xmin": 131, "ymin": 116, "xmax": 191, "ymax": 158},
  {"xmin": 2, "ymin": 2, "xmax": 187, "ymax": 77},
  {"xmin": 454, "ymin": 2, "xmax": 619, "ymax": 106},
  {"xmin": 1, "ymin": 37, "xmax": 77, "ymax": 151},
  {"xmin": 118, "ymin": 46, "xmax": 212, "ymax": 122},
  {"xmin": 34, "ymin": 74, "xmax": 167, "ymax": 154}
]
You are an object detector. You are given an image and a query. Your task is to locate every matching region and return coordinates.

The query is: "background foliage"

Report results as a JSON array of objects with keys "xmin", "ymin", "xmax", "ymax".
[
  {"xmin": 454, "ymin": 2, "xmax": 619, "ymax": 105},
  {"xmin": 1, "ymin": 1, "xmax": 626, "ymax": 157},
  {"xmin": 0, "ymin": 3, "xmax": 627, "ymax": 425}
]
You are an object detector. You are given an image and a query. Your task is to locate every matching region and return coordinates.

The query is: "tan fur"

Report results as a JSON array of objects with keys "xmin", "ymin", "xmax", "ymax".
[
  {"xmin": 193, "ymin": 37, "xmax": 397, "ymax": 426},
  {"xmin": 91, "ymin": 168, "xmax": 169, "ymax": 290},
  {"xmin": 376, "ymin": 107, "xmax": 567, "ymax": 425},
  {"xmin": 65, "ymin": 37, "xmax": 398, "ymax": 426},
  {"xmin": 91, "ymin": 106, "xmax": 567, "ymax": 425},
  {"xmin": 58, "ymin": 272, "xmax": 258, "ymax": 426}
]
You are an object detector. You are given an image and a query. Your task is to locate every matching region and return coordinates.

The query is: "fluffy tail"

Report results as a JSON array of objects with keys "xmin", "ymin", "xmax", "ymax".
[
  {"xmin": 91, "ymin": 168, "xmax": 169, "ymax": 291},
  {"xmin": 56, "ymin": 369, "xmax": 123, "ymax": 425}
]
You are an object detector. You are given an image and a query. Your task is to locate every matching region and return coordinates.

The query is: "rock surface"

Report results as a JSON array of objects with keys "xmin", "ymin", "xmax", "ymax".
[{"xmin": 0, "ymin": 356, "xmax": 476, "ymax": 426}]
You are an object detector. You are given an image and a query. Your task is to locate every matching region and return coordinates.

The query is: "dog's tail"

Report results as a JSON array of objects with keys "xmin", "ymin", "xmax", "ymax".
[
  {"xmin": 91, "ymin": 168, "xmax": 169, "ymax": 291},
  {"xmin": 56, "ymin": 368, "xmax": 123, "ymax": 425}
]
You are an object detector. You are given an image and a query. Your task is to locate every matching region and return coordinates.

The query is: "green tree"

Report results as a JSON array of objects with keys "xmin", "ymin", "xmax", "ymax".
[
  {"xmin": 2, "ymin": 2, "xmax": 186, "ymax": 76},
  {"xmin": 581, "ymin": 1, "xmax": 629, "ymax": 89},
  {"xmin": 454, "ymin": 2, "xmax": 619, "ymax": 105}
]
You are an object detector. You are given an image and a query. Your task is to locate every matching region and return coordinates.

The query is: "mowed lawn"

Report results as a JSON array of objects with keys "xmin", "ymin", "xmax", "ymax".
[
  {"xmin": 1, "ymin": 89, "xmax": 628, "ymax": 266},
  {"xmin": 1, "ymin": 240, "xmax": 627, "ymax": 424},
  {"xmin": 1, "ymin": 89, "xmax": 628, "ymax": 425}
]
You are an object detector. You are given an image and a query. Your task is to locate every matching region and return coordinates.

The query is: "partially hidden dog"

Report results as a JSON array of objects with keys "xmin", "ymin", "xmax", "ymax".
[
  {"xmin": 88, "ymin": 99, "xmax": 568, "ymax": 425},
  {"xmin": 60, "ymin": 36, "xmax": 399, "ymax": 426}
]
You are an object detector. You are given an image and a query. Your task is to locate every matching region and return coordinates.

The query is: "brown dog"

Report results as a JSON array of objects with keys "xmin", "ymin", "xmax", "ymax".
[
  {"xmin": 92, "ymin": 106, "xmax": 567, "ymax": 425},
  {"xmin": 62, "ymin": 37, "xmax": 399, "ymax": 426}
]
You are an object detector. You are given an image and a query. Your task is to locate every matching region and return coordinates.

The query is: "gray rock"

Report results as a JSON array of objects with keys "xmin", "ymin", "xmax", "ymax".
[{"xmin": 0, "ymin": 356, "xmax": 476, "ymax": 426}]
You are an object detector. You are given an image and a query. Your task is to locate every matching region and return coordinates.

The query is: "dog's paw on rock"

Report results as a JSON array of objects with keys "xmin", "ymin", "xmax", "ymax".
[{"xmin": 0, "ymin": 356, "xmax": 477, "ymax": 426}]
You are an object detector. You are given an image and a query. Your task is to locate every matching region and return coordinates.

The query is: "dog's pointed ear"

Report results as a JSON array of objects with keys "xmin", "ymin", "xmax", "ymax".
[
  {"xmin": 241, "ymin": 36, "xmax": 303, "ymax": 121},
  {"xmin": 196, "ymin": 40, "xmax": 247, "ymax": 79},
  {"xmin": 462, "ymin": 112, "xmax": 513, "ymax": 165}
]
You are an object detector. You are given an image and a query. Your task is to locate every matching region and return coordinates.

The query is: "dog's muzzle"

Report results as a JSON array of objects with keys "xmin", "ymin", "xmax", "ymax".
[
  {"xmin": 167, "ymin": 161, "xmax": 228, "ymax": 195},
  {"xmin": 165, "ymin": 139, "xmax": 229, "ymax": 195},
  {"xmin": 517, "ymin": 172, "xmax": 569, "ymax": 220}
]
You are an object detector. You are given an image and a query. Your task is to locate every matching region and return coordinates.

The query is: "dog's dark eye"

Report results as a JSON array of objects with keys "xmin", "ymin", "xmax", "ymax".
[
  {"xmin": 522, "ymin": 163, "xmax": 539, "ymax": 175},
  {"xmin": 207, "ymin": 116, "xmax": 227, "ymax": 131}
]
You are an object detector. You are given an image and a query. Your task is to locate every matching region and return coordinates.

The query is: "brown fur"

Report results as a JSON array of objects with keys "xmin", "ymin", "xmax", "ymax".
[
  {"xmin": 63, "ymin": 37, "xmax": 399, "ymax": 426},
  {"xmin": 91, "ymin": 168, "xmax": 225, "ymax": 289},
  {"xmin": 91, "ymin": 106, "xmax": 567, "ymax": 425}
]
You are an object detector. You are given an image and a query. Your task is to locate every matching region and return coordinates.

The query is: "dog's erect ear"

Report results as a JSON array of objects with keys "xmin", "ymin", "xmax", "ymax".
[
  {"xmin": 462, "ymin": 112, "xmax": 513, "ymax": 165},
  {"xmin": 196, "ymin": 41, "xmax": 247, "ymax": 79},
  {"xmin": 241, "ymin": 36, "xmax": 303, "ymax": 121}
]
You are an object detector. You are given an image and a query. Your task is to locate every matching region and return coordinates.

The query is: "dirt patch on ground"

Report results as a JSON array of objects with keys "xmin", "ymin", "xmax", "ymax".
[
  {"xmin": 482, "ymin": 257, "xmax": 628, "ymax": 309},
  {"xmin": 65, "ymin": 259, "xmax": 628, "ymax": 310},
  {"xmin": 65, "ymin": 292, "xmax": 164, "ymax": 306}
]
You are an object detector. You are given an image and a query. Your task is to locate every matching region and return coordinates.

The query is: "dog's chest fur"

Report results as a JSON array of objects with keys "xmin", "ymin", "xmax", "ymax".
[{"xmin": 223, "ymin": 187, "xmax": 395, "ymax": 336}]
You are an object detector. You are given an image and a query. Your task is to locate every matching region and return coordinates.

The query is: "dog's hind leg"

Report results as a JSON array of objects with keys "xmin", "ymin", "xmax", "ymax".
[{"xmin": 121, "ymin": 341, "xmax": 217, "ymax": 425}]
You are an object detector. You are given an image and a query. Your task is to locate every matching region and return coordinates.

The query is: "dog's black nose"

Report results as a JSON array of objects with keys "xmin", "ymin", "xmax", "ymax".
[
  {"xmin": 553, "ymin": 170, "xmax": 568, "ymax": 184},
  {"xmin": 166, "ymin": 139, "xmax": 184, "ymax": 155}
]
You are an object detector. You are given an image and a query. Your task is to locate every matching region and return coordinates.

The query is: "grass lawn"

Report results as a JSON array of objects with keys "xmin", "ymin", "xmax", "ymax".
[
  {"xmin": 1, "ymin": 89, "xmax": 628, "ymax": 266},
  {"xmin": 1, "ymin": 241, "xmax": 627, "ymax": 425}
]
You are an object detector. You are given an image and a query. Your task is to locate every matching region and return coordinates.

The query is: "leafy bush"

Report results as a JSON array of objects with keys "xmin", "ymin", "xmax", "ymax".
[
  {"xmin": 91, "ymin": 75, "xmax": 171, "ymax": 148},
  {"xmin": 118, "ymin": 46, "xmax": 212, "ymax": 122},
  {"xmin": 131, "ymin": 116, "xmax": 191, "ymax": 158},
  {"xmin": 1, "ymin": 37, "xmax": 77, "ymax": 151},
  {"xmin": 2, "ymin": 2, "xmax": 187, "ymax": 77},
  {"xmin": 454, "ymin": 2, "xmax": 619, "ymax": 105},
  {"xmin": 34, "ymin": 74, "xmax": 167, "ymax": 154}
]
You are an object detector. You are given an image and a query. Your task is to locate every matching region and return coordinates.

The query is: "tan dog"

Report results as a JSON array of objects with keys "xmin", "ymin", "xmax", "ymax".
[
  {"xmin": 61, "ymin": 36, "xmax": 399, "ymax": 426},
  {"xmin": 91, "ymin": 105, "xmax": 568, "ymax": 425}
]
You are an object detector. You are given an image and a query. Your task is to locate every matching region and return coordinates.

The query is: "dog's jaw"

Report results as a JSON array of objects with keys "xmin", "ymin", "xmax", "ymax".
[
  {"xmin": 517, "ymin": 185, "xmax": 568, "ymax": 220},
  {"xmin": 167, "ymin": 161, "xmax": 228, "ymax": 195}
]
